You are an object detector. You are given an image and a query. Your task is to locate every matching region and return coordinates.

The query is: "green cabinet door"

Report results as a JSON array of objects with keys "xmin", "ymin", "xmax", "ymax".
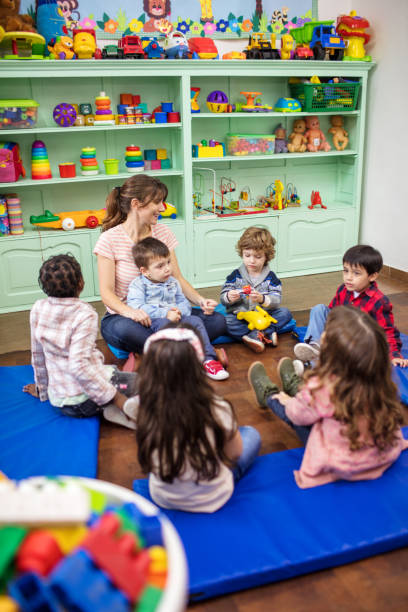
[
  {"xmin": 193, "ymin": 216, "xmax": 278, "ymax": 286},
  {"xmin": 0, "ymin": 232, "xmax": 94, "ymax": 313},
  {"xmin": 276, "ymin": 208, "xmax": 356, "ymax": 275}
]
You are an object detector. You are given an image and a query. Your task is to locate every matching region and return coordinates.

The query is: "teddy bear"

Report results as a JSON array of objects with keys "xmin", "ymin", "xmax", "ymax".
[
  {"xmin": 0, "ymin": 0, "xmax": 36, "ymax": 32},
  {"xmin": 328, "ymin": 115, "xmax": 349, "ymax": 151},
  {"xmin": 288, "ymin": 119, "xmax": 307, "ymax": 153}
]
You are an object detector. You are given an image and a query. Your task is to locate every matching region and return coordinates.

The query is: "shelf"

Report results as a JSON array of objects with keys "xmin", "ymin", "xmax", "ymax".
[
  {"xmin": 192, "ymin": 112, "xmax": 360, "ymax": 119},
  {"xmin": 0, "ymin": 169, "xmax": 184, "ymax": 188},
  {"xmin": 1, "ymin": 123, "xmax": 182, "ymax": 137},
  {"xmin": 193, "ymin": 201, "xmax": 356, "ymax": 221},
  {"xmin": 192, "ymin": 150, "xmax": 357, "ymax": 163}
]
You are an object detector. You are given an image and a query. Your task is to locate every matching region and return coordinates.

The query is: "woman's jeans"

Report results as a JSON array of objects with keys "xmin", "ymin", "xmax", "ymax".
[
  {"xmin": 266, "ymin": 397, "xmax": 311, "ymax": 445},
  {"xmin": 232, "ymin": 426, "xmax": 262, "ymax": 481},
  {"xmin": 101, "ymin": 308, "xmax": 227, "ymax": 355},
  {"xmin": 226, "ymin": 307, "xmax": 292, "ymax": 340}
]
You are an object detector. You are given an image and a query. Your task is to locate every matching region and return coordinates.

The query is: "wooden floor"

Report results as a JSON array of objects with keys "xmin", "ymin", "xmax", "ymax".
[{"xmin": 1, "ymin": 274, "xmax": 408, "ymax": 611}]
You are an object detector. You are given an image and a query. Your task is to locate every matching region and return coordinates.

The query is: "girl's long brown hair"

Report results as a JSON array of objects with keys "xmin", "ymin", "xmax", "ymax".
[
  {"xmin": 102, "ymin": 174, "xmax": 168, "ymax": 231},
  {"xmin": 307, "ymin": 306, "xmax": 402, "ymax": 451},
  {"xmin": 136, "ymin": 326, "xmax": 235, "ymax": 483}
]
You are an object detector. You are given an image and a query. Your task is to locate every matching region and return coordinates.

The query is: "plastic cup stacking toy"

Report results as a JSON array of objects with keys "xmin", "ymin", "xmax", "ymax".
[
  {"xmin": 53, "ymin": 103, "xmax": 77, "ymax": 127},
  {"xmin": 94, "ymin": 91, "xmax": 115, "ymax": 125},
  {"xmin": 31, "ymin": 140, "xmax": 52, "ymax": 179},
  {"xmin": 6, "ymin": 195, "xmax": 24, "ymax": 235},
  {"xmin": 104, "ymin": 158, "xmax": 120, "ymax": 175},
  {"xmin": 125, "ymin": 145, "xmax": 144, "ymax": 173},
  {"xmin": 80, "ymin": 147, "xmax": 99, "ymax": 176},
  {"xmin": 59, "ymin": 162, "xmax": 76, "ymax": 178}
]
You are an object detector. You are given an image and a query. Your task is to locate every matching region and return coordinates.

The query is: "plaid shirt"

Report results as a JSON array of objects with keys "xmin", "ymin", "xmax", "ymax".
[
  {"xmin": 329, "ymin": 282, "xmax": 402, "ymax": 358},
  {"xmin": 30, "ymin": 297, "xmax": 116, "ymax": 405}
]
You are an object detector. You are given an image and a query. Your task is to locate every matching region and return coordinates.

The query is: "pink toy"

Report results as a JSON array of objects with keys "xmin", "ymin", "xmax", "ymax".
[{"xmin": 304, "ymin": 116, "xmax": 331, "ymax": 152}]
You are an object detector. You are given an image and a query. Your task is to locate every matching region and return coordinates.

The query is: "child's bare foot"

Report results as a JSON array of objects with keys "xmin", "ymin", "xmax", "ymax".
[{"xmin": 23, "ymin": 383, "xmax": 39, "ymax": 397}]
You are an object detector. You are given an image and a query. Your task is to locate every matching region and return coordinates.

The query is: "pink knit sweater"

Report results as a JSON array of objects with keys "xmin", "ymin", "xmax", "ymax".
[{"xmin": 285, "ymin": 377, "xmax": 408, "ymax": 489}]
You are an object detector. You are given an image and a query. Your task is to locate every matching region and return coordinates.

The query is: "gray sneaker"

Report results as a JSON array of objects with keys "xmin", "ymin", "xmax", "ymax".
[
  {"xmin": 294, "ymin": 341, "xmax": 320, "ymax": 363},
  {"xmin": 248, "ymin": 361, "xmax": 279, "ymax": 409},
  {"xmin": 277, "ymin": 357, "xmax": 303, "ymax": 397}
]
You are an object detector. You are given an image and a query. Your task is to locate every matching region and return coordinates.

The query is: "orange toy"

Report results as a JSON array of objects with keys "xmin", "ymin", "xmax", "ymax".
[
  {"xmin": 288, "ymin": 118, "xmax": 307, "ymax": 153},
  {"xmin": 304, "ymin": 116, "xmax": 331, "ymax": 152},
  {"xmin": 328, "ymin": 115, "xmax": 349, "ymax": 151}
]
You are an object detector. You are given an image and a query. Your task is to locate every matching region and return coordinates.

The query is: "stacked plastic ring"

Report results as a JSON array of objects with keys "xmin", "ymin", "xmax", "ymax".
[
  {"xmin": 94, "ymin": 91, "xmax": 115, "ymax": 125},
  {"xmin": 31, "ymin": 140, "xmax": 52, "ymax": 179},
  {"xmin": 125, "ymin": 145, "xmax": 144, "ymax": 173},
  {"xmin": 80, "ymin": 146, "xmax": 99, "ymax": 176}
]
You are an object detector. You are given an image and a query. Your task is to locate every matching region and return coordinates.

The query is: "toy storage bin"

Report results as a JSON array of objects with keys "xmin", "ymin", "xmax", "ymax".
[
  {"xmin": 226, "ymin": 133, "xmax": 275, "ymax": 156},
  {"xmin": 0, "ymin": 100, "xmax": 39, "ymax": 129},
  {"xmin": 288, "ymin": 82, "xmax": 361, "ymax": 112}
]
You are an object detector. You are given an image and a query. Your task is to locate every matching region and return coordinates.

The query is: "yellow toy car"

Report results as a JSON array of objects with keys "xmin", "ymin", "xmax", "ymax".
[
  {"xmin": 158, "ymin": 202, "xmax": 177, "ymax": 219},
  {"xmin": 30, "ymin": 209, "xmax": 106, "ymax": 230}
]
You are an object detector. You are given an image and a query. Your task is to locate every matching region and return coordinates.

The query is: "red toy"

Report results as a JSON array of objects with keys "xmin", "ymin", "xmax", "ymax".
[
  {"xmin": 118, "ymin": 35, "xmax": 146, "ymax": 59},
  {"xmin": 16, "ymin": 531, "xmax": 63, "ymax": 576},
  {"xmin": 188, "ymin": 37, "xmax": 218, "ymax": 59},
  {"xmin": 309, "ymin": 191, "xmax": 327, "ymax": 209}
]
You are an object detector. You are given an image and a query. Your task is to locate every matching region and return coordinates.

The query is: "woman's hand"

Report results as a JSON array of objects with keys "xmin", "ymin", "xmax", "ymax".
[
  {"xmin": 126, "ymin": 308, "xmax": 151, "ymax": 327},
  {"xmin": 199, "ymin": 298, "xmax": 217, "ymax": 315}
]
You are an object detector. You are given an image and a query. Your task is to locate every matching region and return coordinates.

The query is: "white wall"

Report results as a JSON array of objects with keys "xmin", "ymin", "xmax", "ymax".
[{"xmin": 320, "ymin": 0, "xmax": 408, "ymax": 270}]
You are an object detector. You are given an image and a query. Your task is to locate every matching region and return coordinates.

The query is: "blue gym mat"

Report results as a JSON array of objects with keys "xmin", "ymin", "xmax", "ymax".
[
  {"xmin": 293, "ymin": 327, "xmax": 408, "ymax": 405},
  {"xmin": 134, "ymin": 427, "xmax": 408, "ymax": 601},
  {"xmin": 0, "ymin": 366, "xmax": 100, "ymax": 480}
]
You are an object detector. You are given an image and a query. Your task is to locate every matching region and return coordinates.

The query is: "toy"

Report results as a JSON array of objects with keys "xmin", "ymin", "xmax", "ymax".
[
  {"xmin": 117, "ymin": 35, "xmax": 145, "ymax": 59},
  {"xmin": 309, "ymin": 190, "xmax": 327, "ymax": 209},
  {"xmin": 188, "ymin": 37, "xmax": 218, "ymax": 60},
  {"xmin": 190, "ymin": 87, "xmax": 200, "ymax": 113},
  {"xmin": 240, "ymin": 91, "xmax": 272, "ymax": 113},
  {"xmin": 30, "ymin": 208, "xmax": 106, "ymax": 230},
  {"xmin": 31, "ymin": 140, "xmax": 52, "ymax": 180},
  {"xmin": 244, "ymin": 33, "xmax": 279, "ymax": 60},
  {"xmin": 336, "ymin": 11, "xmax": 371, "ymax": 62},
  {"xmin": 72, "ymin": 28, "xmax": 98, "ymax": 59},
  {"xmin": 206, "ymin": 91, "xmax": 228, "ymax": 113},
  {"xmin": 143, "ymin": 39, "xmax": 164, "ymax": 59},
  {"xmin": 291, "ymin": 20, "xmax": 346, "ymax": 61},
  {"xmin": 6, "ymin": 194, "xmax": 23, "ymax": 234},
  {"xmin": 0, "ymin": 99, "xmax": 39, "ymax": 129},
  {"xmin": 80, "ymin": 146, "xmax": 99, "ymax": 176},
  {"xmin": 47, "ymin": 35, "xmax": 75, "ymax": 59},
  {"xmin": 287, "ymin": 119, "xmax": 307, "ymax": 153},
  {"xmin": 163, "ymin": 31, "xmax": 189, "ymax": 59},
  {"xmin": 272, "ymin": 179, "xmax": 285, "ymax": 210},
  {"xmin": 94, "ymin": 92, "xmax": 115, "ymax": 125},
  {"xmin": 280, "ymin": 34, "xmax": 294, "ymax": 60},
  {"xmin": 125, "ymin": 145, "xmax": 144, "ymax": 173},
  {"xmin": 53, "ymin": 103, "xmax": 76, "ymax": 127},
  {"xmin": 286, "ymin": 183, "xmax": 301, "ymax": 207},
  {"xmin": 237, "ymin": 306, "xmax": 277, "ymax": 331},
  {"xmin": 158, "ymin": 202, "xmax": 177, "ymax": 219},
  {"xmin": 328, "ymin": 115, "xmax": 348, "ymax": 150},
  {"xmin": 58, "ymin": 162, "xmax": 76, "ymax": 178},
  {"xmin": 226, "ymin": 133, "xmax": 275, "ymax": 156},
  {"xmin": 0, "ymin": 195, "xmax": 9, "ymax": 235},
  {"xmin": 274, "ymin": 124, "xmax": 288, "ymax": 153},
  {"xmin": 103, "ymin": 159, "xmax": 119, "ymax": 175},
  {"xmin": 274, "ymin": 97, "xmax": 301, "ymax": 112},
  {"xmin": 222, "ymin": 51, "xmax": 246, "ymax": 60},
  {"xmin": 16, "ymin": 530, "xmax": 64, "ymax": 576},
  {"xmin": 0, "ymin": 0, "xmax": 35, "ymax": 32},
  {"xmin": 0, "ymin": 30, "xmax": 45, "ymax": 59},
  {"xmin": 192, "ymin": 140, "xmax": 224, "ymax": 158},
  {"xmin": 101, "ymin": 44, "xmax": 119, "ymax": 59},
  {"xmin": 304, "ymin": 116, "xmax": 331, "ymax": 152}
]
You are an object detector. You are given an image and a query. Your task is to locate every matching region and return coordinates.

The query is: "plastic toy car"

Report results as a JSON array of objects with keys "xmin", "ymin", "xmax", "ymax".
[
  {"xmin": 274, "ymin": 97, "xmax": 302, "ymax": 112},
  {"xmin": 158, "ymin": 202, "xmax": 177, "ymax": 219},
  {"xmin": 30, "ymin": 208, "xmax": 106, "ymax": 230},
  {"xmin": 222, "ymin": 51, "xmax": 246, "ymax": 60},
  {"xmin": 101, "ymin": 44, "xmax": 119, "ymax": 59},
  {"xmin": 188, "ymin": 37, "xmax": 218, "ymax": 59},
  {"xmin": 163, "ymin": 31, "xmax": 189, "ymax": 59},
  {"xmin": 117, "ymin": 35, "xmax": 146, "ymax": 59}
]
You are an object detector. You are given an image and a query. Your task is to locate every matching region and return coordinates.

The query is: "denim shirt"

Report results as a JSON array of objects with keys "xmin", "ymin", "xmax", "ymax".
[{"xmin": 127, "ymin": 274, "xmax": 192, "ymax": 319}]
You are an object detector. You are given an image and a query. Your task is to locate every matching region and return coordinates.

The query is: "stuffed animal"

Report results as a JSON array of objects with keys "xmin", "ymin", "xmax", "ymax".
[
  {"xmin": 0, "ymin": 0, "xmax": 36, "ymax": 32},
  {"xmin": 288, "ymin": 119, "xmax": 307, "ymax": 153},
  {"xmin": 304, "ymin": 115, "xmax": 331, "ymax": 152},
  {"xmin": 328, "ymin": 115, "xmax": 349, "ymax": 151},
  {"xmin": 47, "ymin": 35, "xmax": 75, "ymax": 59},
  {"xmin": 274, "ymin": 124, "xmax": 288, "ymax": 154}
]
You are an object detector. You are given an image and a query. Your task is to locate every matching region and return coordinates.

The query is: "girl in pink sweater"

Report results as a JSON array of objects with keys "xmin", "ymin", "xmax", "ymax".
[{"xmin": 250, "ymin": 306, "xmax": 408, "ymax": 488}]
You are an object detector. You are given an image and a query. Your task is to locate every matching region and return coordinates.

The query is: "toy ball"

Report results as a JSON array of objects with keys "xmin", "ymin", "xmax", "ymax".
[
  {"xmin": 206, "ymin": 90, "xmax": 229, "ymax": 113},
  {"xmin": 273, "ymin": 97, "xmax": 302, "ymax": 113},
  {"xmin": 53, "ymin": 103, "xmax": 77, "ymax": 127}
]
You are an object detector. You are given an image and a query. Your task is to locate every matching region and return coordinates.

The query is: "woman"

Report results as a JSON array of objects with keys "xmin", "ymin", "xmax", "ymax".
[{"xmin": 93, "ymin": 174, "xmax": 227, "ymax": 376}]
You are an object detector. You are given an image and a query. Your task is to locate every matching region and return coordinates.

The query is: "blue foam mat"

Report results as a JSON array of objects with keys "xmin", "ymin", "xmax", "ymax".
[
  {"xmin": 134, "ymin": 427, "xmax": 408, "ymax": 601},
  {"xmin": 294, "ymin": 327, "xmax": 408, "ymax": 405},
  {"xmin": 0, "ymin": 366, "xmax": 100, "ymax": 480}
]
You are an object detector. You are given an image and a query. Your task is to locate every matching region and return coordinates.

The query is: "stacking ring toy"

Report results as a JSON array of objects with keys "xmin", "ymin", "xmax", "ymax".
[{"xmin": 53, "ymin": 103, "xmax": 77, "ymax": 127}]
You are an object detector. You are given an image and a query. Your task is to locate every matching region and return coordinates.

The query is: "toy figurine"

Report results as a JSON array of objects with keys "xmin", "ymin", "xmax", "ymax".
[
  {"xmin": 336, "ymin": 11, "xmax": 371, "ymax": 62},
  {"xmin": 328, "ymin": 115, "xmax": 349, "ymax": 151},
  {"xmin": 288, "ymin": 119, "xmax": 307, "ymax": 153},
  {"xmin": 273, "ymin": 179, "xmax": 285, "ymax": 210},
  {"xmin": 237, "ymin": 305, "xmax": 277, "ymax": 331},
  {"xmin": 274, "ymin": 124, "xmax": 288, "ymax": 153},
  {"xmin": 47, "ymin": 35, "xmax": 75, "ymax": 59},
  {"xmin": 304, "ymin": 116, "xmax": 331, "ymax": 152},
  {"xmin": 280, "ymin": 34, "xmax": 294, "ymax": 60},
  {"xmin": 309, "ymin": 191, "xmax": 327, "ymax": 210}
]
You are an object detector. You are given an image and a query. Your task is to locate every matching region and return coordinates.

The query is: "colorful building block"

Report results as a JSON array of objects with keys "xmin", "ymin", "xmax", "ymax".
[
  {"xmin": 160, "ymin": 158, "xmax": 171, "ymax": 169},
  {"xmin": 154, "ymin": 112, "xmax": 167, "ymax": 123},
  {"xmin": 144, "ymin": 150, "xmax": 157, "ymax": 161},
  {"xmin": 150, "ymin": 160, "xmax": 161, "ymax": 170},
  {"xmin": 156, "ymin": 149, "xmax": 167, "ymax": 160},
  {"xmin": 8, "ymin": 572, "xmax": 59, "ymax": 612},
  {"xmin": 16, "ymin": 531, "xmax": 63, "ymax": 576},
  {"xmin": 0, "ymin": 527, "xmax": 27, "ymax": 581}
]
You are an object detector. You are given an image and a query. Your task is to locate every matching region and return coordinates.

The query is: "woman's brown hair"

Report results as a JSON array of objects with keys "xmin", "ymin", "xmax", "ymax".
[
  {"xmin": 308, "ymin": 306, "xmax": 403, "ymax": 451},
  {"xmin": 136, "ymin": 324, "xmax": 236, "ymax": 483},
  {"xmin": 102, "ymin": 174, "xmax": 168, "ymax": 231}
]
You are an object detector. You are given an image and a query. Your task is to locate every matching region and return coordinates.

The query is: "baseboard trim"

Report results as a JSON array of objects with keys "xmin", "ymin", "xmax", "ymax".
[{"xmin": 381, "ymin": 266, "xmax": 408, "ymax": 283}]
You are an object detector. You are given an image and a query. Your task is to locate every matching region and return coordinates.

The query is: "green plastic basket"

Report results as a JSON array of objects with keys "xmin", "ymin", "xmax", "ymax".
[{"xmin": 289, "ymin": 82, "xmax": 361, "ymax": 112}]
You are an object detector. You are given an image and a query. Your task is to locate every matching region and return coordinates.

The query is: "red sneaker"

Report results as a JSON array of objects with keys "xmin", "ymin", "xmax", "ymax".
[{"xmin": 203, "ymin": 360, "xmax": 229, "ymax": 381}]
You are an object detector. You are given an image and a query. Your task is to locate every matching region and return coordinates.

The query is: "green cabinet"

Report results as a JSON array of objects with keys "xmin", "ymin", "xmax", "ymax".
[{"xmin": 0, "ymin": 60, "xmax": 372, "ymax": 313}]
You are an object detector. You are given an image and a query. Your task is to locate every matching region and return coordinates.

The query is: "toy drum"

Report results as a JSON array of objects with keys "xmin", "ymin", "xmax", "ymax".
[{"xmin": 59, "ymin": 163, "xmax": 76, "ymax": 178}]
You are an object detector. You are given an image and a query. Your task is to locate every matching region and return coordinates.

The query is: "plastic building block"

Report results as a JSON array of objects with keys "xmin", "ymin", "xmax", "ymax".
[
  {"xmin": 144, "ymin": 150, "xmax": 157, "ymax": 161},
  {"xmin": 0, "ymin": 526, "xmax": 27, "ymax": 580},
  {"xmin": 154, "ymin": 112, "xmax": 167, "ymax": 123},
  {"xmin": 144, "ymin": 160, "xmax": 152, "ymax": 171},
  {"xmin": 16, "ymin": 531, "xmax": 64, "ymax": 576},
  {"xmin": 160, "ymin": 158, "xmax": 171, "ymax": 169},
  {"xmin": 47, "ymin": 525, "xmax": 89, "ymax": 555},
  {"xmin": 0, "ymin": 479, "xmax": 90, "ymax": 525},
  {"xmin": 122, "ymin": 503, "xmax": 163, "ymax": 547},
  {"xmin": 120, "ymin": 93, "xmax": 133, "ymax": 105},
  {"xmin": 0, "ymin": 594, "xmax": 19, "ymax": 611},
  {"xmin": 150, "ymin": 160, "xmax": 161, "ymax": 170},
  {"xmin": 136, "ymin": 585, "xmax": 163, "ymax": 612},
  {"xmin": 156, "ymin": 149, "xmax": 167, "ymax": 160},
  {"xmin": 50, "ymin": 549, "xmax": 129, "ymax": 612},
  {"xmin": 8, "ymin": 572, "xmax": 59, "ymax": 612},
  {"xmin": 80, "ymin": 513, "xmax": 150, "ymax": 603}
]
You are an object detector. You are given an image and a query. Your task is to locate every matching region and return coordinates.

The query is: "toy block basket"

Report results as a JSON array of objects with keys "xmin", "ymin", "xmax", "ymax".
[{"xmin": 289, "ymin": 81, "xmax": 361, "ymax": 112}]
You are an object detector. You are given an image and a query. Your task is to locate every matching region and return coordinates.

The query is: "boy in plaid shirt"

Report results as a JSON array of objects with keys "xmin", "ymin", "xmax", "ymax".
[
  {"xmin": 24, "ymin": 254, "xmax": 139, "ymax": 428},
  {"xmin": 294, "ymin": 245, "xmax": 407, "ymax": 368}
]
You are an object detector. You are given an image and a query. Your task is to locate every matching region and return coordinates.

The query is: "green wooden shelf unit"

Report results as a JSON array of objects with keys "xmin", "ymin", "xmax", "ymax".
[{"xmin": 0, "ymin": 60, "xmax": 373, "ymax": 314}]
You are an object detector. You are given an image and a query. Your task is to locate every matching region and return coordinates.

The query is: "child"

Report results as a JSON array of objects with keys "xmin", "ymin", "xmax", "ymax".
[
  {"xmin": 23, "ymin": 254, "xmax": 138, "ymax": 429},
  {"xmin": 127, "ymin": 237, "xmax": 229, "ymax": 381},
  {"xmin": 248, "ymin": 306, "xmax": 408, "ymax": 489},
  {"xmin": 220, "ymin": 226, "xmax": 292, "ymax": 352},
  {"xmin": 294, "ymin": 244, "xmax": 407, "ymax": 367},
  {"xmin": 134, "ymin": 324, "xmax": 261, "ymax": 512}
]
